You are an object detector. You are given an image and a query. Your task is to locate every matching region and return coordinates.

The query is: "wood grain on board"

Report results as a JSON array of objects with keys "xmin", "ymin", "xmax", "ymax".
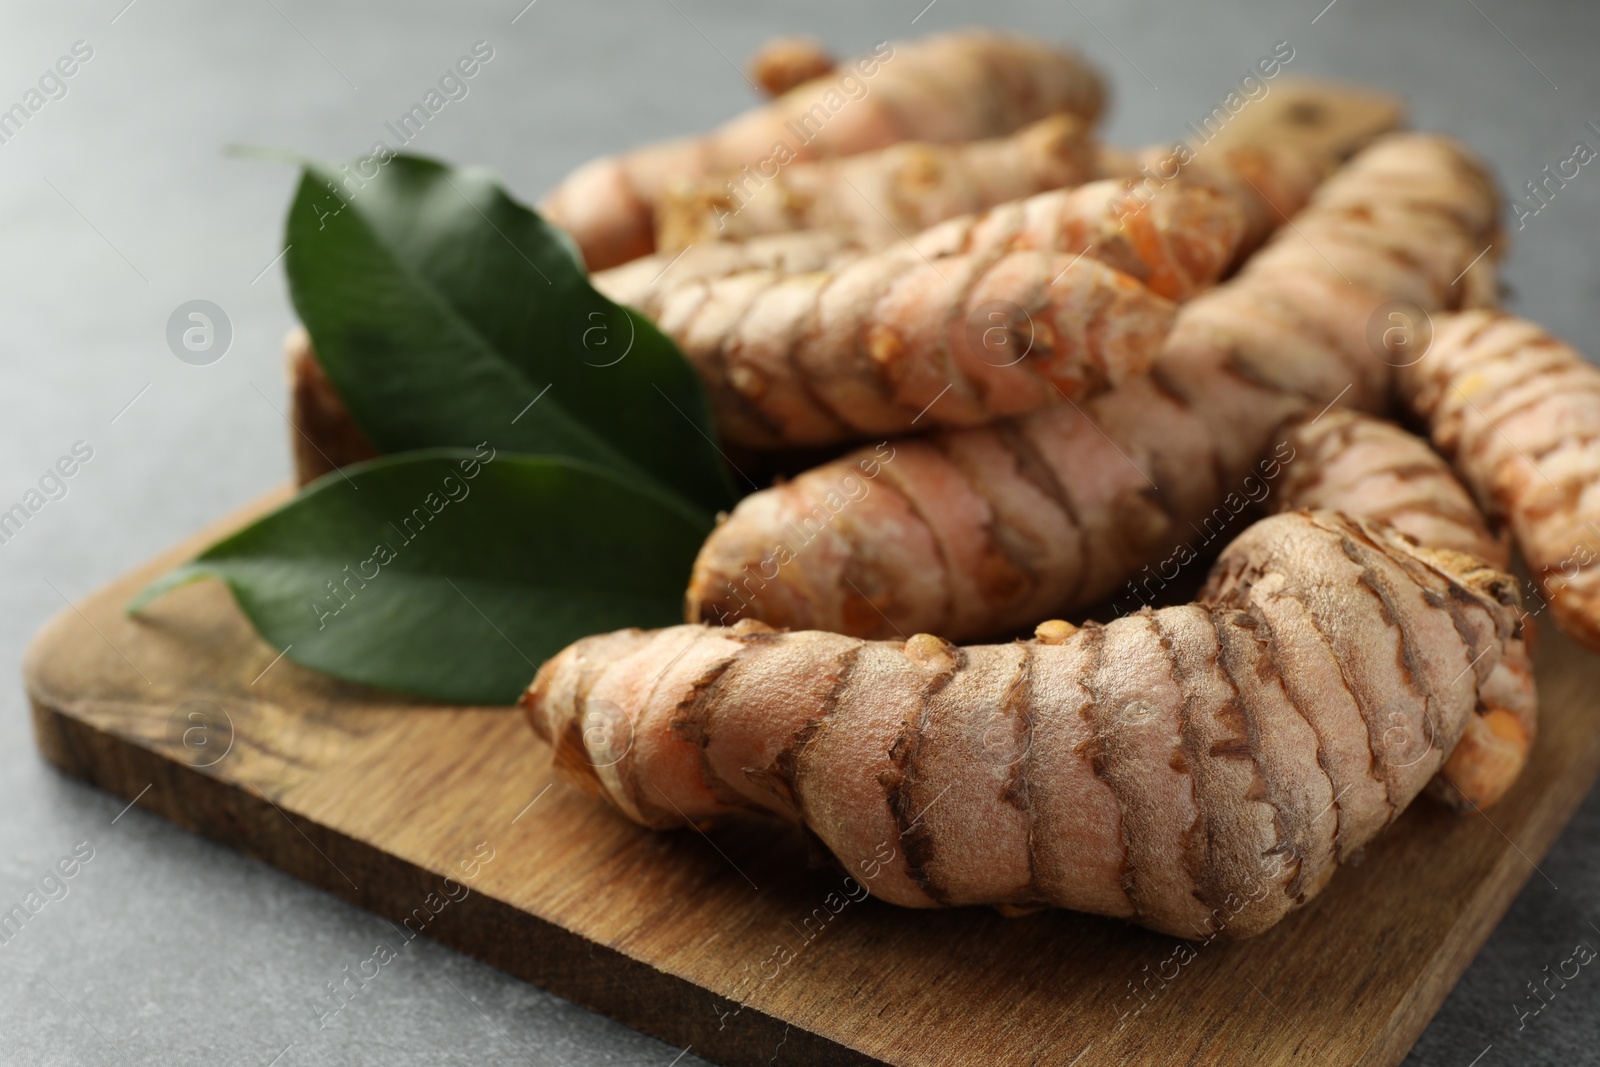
[{"xmin": 24, "ymin": 489, "xmax": 1600, "ymax": 1066}]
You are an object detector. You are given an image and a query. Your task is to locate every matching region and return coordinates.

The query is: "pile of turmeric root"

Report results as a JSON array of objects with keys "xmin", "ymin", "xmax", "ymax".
[{"xmin": 289, "ymin": 30, "xmax": 1600, "ymax": 939}]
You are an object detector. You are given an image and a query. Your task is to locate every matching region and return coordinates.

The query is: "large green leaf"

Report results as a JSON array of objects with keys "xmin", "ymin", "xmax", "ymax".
[
  {"xmin": 285, "ymin": 154, "xmax": 734, "ymax": 515},
  {"xmin": 130, "ymin": 450, "xmax": 710, "ymax": 705}
]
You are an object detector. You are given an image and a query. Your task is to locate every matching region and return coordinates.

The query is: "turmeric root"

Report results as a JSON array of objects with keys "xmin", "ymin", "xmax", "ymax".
[
  {"xmin": 685, "ymin": 133, "xmax": 1500, "ymax": 638},
  {"xmin": 525, "ymin": 510, "xmax": 1524, "ymax": 938},
  {"xmin": 294, "ymin": 178, "xmax": 1237, "ymax": 459},
  {"xmin": 901, "ymin": 178, "xmax": 1247, "ymax": 303},
  {"xmin": 746, "ymin": 36, "xmax": 835, "ymax": 99},
  {"xmin": 1275, "ymin": 408, "xmax": 1507, "ymax": 566},
  {"xmin": 605, "ymin": 175, "xmax": 1247, "ymax": 309},
  {"xmin": 624, "ymin": 247, "xmax": 1178, "ymax": 448},
  {"xmin": 1400, "ymin": 309, "xmax": 1600, "ymax": 651},
  {"xmin": 1092, "ymin": 79, "xmax": 1405, "ymax": 262},
  {"xmin": 285, "ymin": 177, "xmax": 1225, "ymax": 460},
  {"xmin": 592, "ymin": 228, "xmax": 852, "ymax": 307},
  {"xmin": 619, "ymin": 138, "xmax": 1315, "ymax": 315},
  {"xmin": 1274, "ymin": 409, "xmax": 1534, "ymax": 809},
  {"xmin": 654, "ymin": 114, "xmax": 1095, "ymax": 252},
  {"xmin": 540, "ymin": 31, "xmax": 1105, "ymax": 270},
  {"xmin": 660, "ymin": 79, "xmax": 1404, "ymax": 261},
  {"xmin": 1097, "ymin": 142, "xmax": 1332, "ymax": 266},
  {"xmin": 286, "ymin": 326, "xmax": 376, "ymax": 482},
  {"xmin": 592, "ymin": 179, "xmax": 1252, "ymax": 448}
]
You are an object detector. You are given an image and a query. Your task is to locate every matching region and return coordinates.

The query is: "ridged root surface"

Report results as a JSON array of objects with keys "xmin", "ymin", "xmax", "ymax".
[
  {"xmin": 540, "ymin": 31, "xmax": 1104, "ymax": 270},
  {"xmin": 526, "ymin": 511, "xmax": 1523, "ymax": 939},
  {"xmin": 1274, "ymin": 410, "xmax": 1534, "ymax": 809},
  {"xmin": 655, "ymin": 113, "xmax": 1095, "ymax": 252},
  {"xmin": 1096, "ymin": 140, "xmax": 1334, "ymax": 264},
  {"xmin": 592, "ymin": 176, "xmax": 1252, "ymax": 448},
  {"xmin": 611, "ymin": 247, "xmax": 1178, "ymax": 449},
  {"xmin": 603, "ymin": 173, "xmax": 1255, "ymax": 312},
  {"xmin": 1400, "ymin": 308, "xmax": 1600, "ymax": 653},
  {"xmin": 685, "ymin": 134, "xmax": 1501, "ymax": 637}
]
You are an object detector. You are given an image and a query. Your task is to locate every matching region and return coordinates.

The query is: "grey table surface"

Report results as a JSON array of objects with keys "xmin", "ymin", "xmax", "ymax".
[{"xmin": 2, "ymin": 0, "xmax": 1597, "ymax": 1064}]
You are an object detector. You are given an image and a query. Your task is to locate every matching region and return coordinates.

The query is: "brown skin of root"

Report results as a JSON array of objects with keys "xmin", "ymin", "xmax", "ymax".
[
  {"xmin": 1432, "ymin": 709, "xmax": 1532, "ymax": 811},
  {"xmin": 606, "ymin": 179, "xmax": 1246, "ymax": 449},
  {"xmin": 1425, "ymin": 611, "xmax": 1536, "ymax": 811},
  {"xmin": 285, "ymin": 143, "xmax": 1277, "ymax": 463},
  {"xmin": 1273, "ymin": 409, "xmax": 1535, "ymax": 809},
  {"xmin": 1093, "ymin": 79, "xmax": 1408, "ymax": 268},
  {"xmin": 284, "ymin": 327, "xmax": 377, "ymax": 485},
  {"xmin": 747, "ymin": 37, "xmax": 835, "ymax": 98},
  {"xmin": 527, "ymin": 511, "xmax": 1523, "ymax": 940},
  {"xmin": 287, "ymin": 179, "xmax": 1221, "ymax": 458},
  {"xmin": 685, "ymin": 134, "xmax": 1502, "ymax": 640},
  {"xmin": 637, "ymin": 172, "xmax": 1252, "ymax": 312},
  {"xmin": 654, "ymin": 114, "xmax": 1095, "ymax": 252},
  {"xmin": 1098, "ymin": 142, "xmax": 1333, "ymax": 266},
  {"xmin": 1274, "ymin": 409, "xmax": 1509, "ymax": 567},
  {"xmin": 624, "ymin": 248, "xmax": 1181, "ymax": 449},
  {"xmin": 541, "ymin": 156, "xmax": 657, "ymax": 275},
  {"xmin": 1400, "ymin": 309, "xmax": 1600, "ymax": 655},
  {"xmin": 540, "ymin": 31, "xmax": 1105, "ymax": 271}
]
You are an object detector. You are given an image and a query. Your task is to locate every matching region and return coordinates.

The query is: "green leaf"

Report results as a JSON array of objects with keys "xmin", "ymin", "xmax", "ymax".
[
  {"xmin": 285, "ymin": 154, "xmax": 735, "ymax": 515},
  {"xmin": 130, "ymin": 450, "xmax": 711, "ymax": 705}
]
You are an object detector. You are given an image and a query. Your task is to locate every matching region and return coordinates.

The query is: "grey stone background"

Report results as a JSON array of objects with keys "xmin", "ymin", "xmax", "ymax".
[{"xmin": 1, "ymin": 0, "xmax": 1596, "ymax": 1063}]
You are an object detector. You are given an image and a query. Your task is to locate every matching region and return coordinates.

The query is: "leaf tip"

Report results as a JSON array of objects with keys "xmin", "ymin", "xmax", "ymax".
[{"xmin": 125, "ymin": 565, "xmax": 209, "ymax": 616}]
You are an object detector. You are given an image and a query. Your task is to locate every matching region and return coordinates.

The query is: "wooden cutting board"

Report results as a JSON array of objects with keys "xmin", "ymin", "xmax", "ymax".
[{"xmin": 25, "ymin": 489, "xmax": 1600, "ymax": 1067}]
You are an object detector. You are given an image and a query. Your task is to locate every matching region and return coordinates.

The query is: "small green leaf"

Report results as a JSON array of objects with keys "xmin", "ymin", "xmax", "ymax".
[
  {"xmin": 285, "ymin": 154, "xmax": 735, "ymax": 515},
  {"xmin": 130, "ymin": 450, "xmax": 710, "ymax": 705}
]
